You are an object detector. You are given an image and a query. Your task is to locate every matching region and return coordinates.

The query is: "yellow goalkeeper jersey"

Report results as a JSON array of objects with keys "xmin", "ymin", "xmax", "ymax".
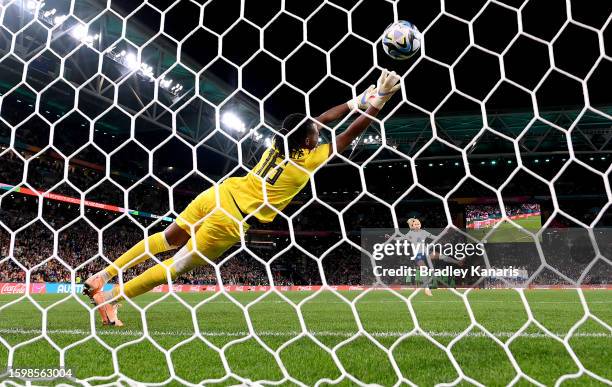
[{"xmin": 223, "ymin": 143, "xmax": 331, "ymax": 223}]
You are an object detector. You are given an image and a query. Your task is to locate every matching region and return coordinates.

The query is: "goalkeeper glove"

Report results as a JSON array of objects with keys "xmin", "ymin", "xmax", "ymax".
[
  {"xmin": 368, "ymin": 69, "xmax": 402, "ymax": 110},
  {"xmin": 346, "ymin": 84, "xmax": 376, "ymax": 110}
]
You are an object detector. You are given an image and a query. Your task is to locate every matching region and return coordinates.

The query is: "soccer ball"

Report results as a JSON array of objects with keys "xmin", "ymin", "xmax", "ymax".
[{"xmin": 381, "ymin": 20, "xmax": 422, "ymax": 60}]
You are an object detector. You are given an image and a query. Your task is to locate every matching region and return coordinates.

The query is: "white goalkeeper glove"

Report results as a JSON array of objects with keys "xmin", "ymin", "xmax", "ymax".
[
  {"xmin": 347, "ymin": 84, "xmax": 376, "ymax": 110},
  {"xmin": 368, "ymin": 69, "xmax": 402, "ymax": 110}
]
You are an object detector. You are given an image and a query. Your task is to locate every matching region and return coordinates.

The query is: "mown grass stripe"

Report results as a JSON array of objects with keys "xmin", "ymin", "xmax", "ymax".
[{"xmin": 1, "ymin": 328, "xmax": 609, "ymax": 339}]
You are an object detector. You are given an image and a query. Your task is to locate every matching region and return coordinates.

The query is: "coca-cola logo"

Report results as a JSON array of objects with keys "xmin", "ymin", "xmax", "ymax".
[{"xmin": 0, "ymin": 283, "xmax": 26, "ymax": 294}]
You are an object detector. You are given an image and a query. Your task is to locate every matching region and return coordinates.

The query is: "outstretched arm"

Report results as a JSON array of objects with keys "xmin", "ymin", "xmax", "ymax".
[
  {"xmin": 315, "ymin": 85, "xmax": 376, "ymax": 126},
  {"xmin": 315, "ymin": 103, "xmax": 351, "ymax": 126},
  {"xmin": 333, "ymin": 69, "xmax": 401, "ymax": 155},
  {"xmin": 334, "ymin": 106, "xmax": 380, "ymax": 154}
]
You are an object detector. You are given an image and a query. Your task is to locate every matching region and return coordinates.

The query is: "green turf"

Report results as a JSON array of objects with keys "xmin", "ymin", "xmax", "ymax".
[
  {"xmin": 468, "ymin": 217, "xmax": 542, "ymax": 243},
  {"xmin": 0, "ymin": 289, "xmax": 610, "ymax": 385}
]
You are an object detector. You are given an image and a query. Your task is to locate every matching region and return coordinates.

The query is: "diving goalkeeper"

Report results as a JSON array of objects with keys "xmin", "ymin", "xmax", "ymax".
[{"xmin": 85, "ymin": 69, "xmax": 401, "ymax": 326}]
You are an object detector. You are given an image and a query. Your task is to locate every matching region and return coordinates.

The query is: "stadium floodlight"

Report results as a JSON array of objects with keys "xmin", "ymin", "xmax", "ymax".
[
  {"xmin": 70, "ymin": 24, "xmax": 87, "ymax": 40},
  {"xmin": 71, "ymin": 24, "xmax": 87, "ymax": 40},
  {"xmin": 140, "ymin": 63, "xmax": 154, "ymax": 80},
  {"xmin": 125, "ymin": 53, "xmax": 139, "ymax": 70},
  {"xmin": 250, "ymin": 129, "xmax": 264, "ymax": 141},
  {"xmin": 264, "ymin": 137, "xmax": 272, "ymax": 147},
  {"xmin": 42, "ymin": 8, "xmax": 56, "ymax": 17},
  {"xmin": 222, "ymin": 112, "xmax": 246, "ymax": 133},
  {"xmin": 26, "ymin": 0, "xmax": 38, "ymax": 10},
  {"xmin": 160, "ymin": 78, "xmax": 172, "ymax": 88},
  {"xmin": 53, "ymin": 15, "xmax": 67, "ymax": 25}
]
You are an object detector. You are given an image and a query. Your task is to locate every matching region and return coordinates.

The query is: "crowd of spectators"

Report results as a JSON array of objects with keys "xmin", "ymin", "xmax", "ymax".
[
  {"xmin": 3, "ymin": 199, "xmax": 606, "ymax": 286},
  {"xmin": 466, "ymin": 203, "xmax": 540, "ymax": 223},
  {"xmin": 0, "ymin": 201, "xmax": 366, "ymax": 286},
  {"xmin": 1, "ymin": 144, "xmax": 609, "ymax": 288}
]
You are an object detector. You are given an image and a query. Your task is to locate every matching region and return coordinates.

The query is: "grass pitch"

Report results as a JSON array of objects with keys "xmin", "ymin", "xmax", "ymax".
[
  {"xmin": 0, "ymin": 289, "xmax": 610, "ymax": 386},
  {"xmin": 468, "ymin": 216, "xmax": 542, "ymax": 243}
]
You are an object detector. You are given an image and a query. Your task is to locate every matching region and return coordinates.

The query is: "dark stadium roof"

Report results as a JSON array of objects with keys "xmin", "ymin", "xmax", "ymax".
[{"xmin": 0, "ymin": 0, "xmax": 610, "ymax": 179}]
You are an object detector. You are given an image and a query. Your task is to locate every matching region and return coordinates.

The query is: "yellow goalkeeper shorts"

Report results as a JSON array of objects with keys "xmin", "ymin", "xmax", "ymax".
[{"xmin": 175, "ymin": 183, "xmax": 249, "ymax": 260}]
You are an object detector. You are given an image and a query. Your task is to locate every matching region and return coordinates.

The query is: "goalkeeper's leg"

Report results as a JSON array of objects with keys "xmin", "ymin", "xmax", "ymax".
[
  {"xmin": 84, "ymin": 226, "xmax": 186, "ymax": 298},
  {"xmin": 416, "ymin": 256, "xmax": 433, "ymax": 296},
  {"xmin": 99, "ymin": 228, "xmax": 243, "ymax": 302},
  {"xmin": 92, "ymin": 253, "xmax": 187, "ymax": 326},
  {"xmin": 94, "ymin": 205, "xmax": 247, "ymax": 324},
  {"xmin": 84, "ymin": 189, "xmax": 214, "ymax": 296},
  {"xmin": 429, "ymin": 251, "xmax": 465, "ymax": 266},
  {"xmin": 101, "ymin": 244, "xmax": 207, "ymax": 301}
]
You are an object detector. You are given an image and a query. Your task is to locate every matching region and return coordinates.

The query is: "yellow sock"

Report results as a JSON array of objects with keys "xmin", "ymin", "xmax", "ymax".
[
  {"xmin": 112, "ymin": 258, "xmax": 176, "ymax": 300},
  {"xmin": 104, "ymin": 232, "xmax": 172, "ymax": 278}
]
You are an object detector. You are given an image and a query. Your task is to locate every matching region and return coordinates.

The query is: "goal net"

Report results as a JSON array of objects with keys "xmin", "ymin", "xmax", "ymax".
[{"xmin": 0, "ymin": 0, "xmax": 610, "ymax": 385}]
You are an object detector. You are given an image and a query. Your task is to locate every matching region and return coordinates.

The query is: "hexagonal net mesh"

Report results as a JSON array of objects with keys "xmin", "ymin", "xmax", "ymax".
[{"xmin": 0, "ymin": 0, "xmax": 611, "ymax": 385}]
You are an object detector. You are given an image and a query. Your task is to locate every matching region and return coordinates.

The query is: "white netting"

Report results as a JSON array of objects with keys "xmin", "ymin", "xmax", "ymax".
[{"xmin": 0, "ymin": 0, "xmax": 611, "ymax": 385}]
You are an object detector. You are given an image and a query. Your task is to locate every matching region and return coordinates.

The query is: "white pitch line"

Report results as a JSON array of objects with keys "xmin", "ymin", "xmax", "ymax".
[{"xmin": 0, "ymin": 328, "xmax": 610, "ymax": 339}]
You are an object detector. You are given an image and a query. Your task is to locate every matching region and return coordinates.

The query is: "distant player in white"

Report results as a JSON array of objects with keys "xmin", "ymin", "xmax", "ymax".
[
  {"xmin": 389, "ymin": 218, "xmax": 463, "ymax": 296},
  {"xmin": 401, "ymin": 218, "xmax": 432, "ymax": 247},
  {"xmin": 403, "ymin": 218, "xmax": 435, "ymax": 296}
]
